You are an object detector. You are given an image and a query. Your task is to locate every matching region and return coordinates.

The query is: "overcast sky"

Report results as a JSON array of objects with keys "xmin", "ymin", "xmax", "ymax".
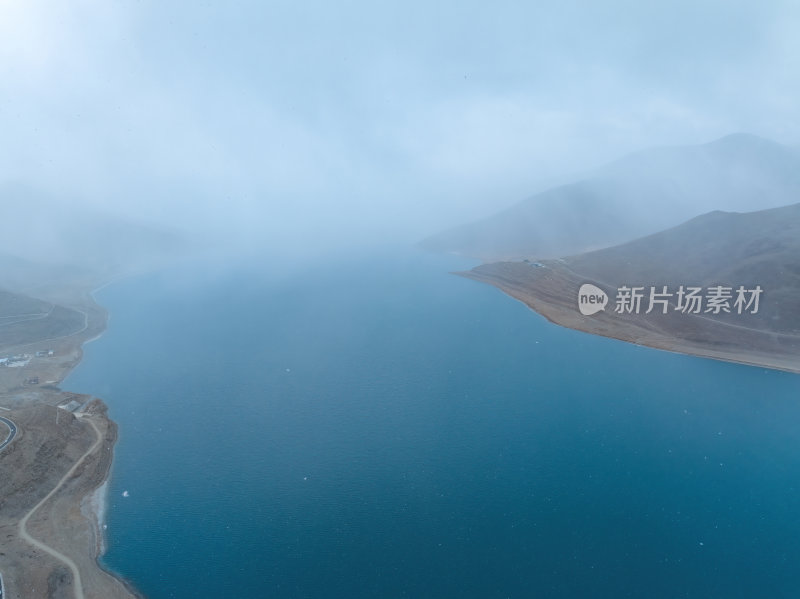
[{"xmin": 1, "ymin": 0, "xmax": 799, "ymax": 252}]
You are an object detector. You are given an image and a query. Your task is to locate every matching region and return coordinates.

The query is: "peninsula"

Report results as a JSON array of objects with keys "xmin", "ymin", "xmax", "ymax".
[{"xmin": 459, "ymin": 203, "xmax": 800, "ymax": 373}]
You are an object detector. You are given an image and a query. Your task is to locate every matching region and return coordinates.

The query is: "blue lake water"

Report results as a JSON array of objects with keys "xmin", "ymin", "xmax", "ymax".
[{"xmin": 66, "ymin": 248, "xmax": 800, "ymax": 598}]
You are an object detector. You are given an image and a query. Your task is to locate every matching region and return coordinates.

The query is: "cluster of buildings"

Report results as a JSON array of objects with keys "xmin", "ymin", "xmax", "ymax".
[
  {"xmin": 0, "ymin": 349, "xmax": 54, "ymax": 369},
  {"xmin": 0, "ymin": 354, "xmax": 31, "ymax": 368}
]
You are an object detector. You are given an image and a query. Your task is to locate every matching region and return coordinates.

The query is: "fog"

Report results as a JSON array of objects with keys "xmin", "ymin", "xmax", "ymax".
[{"xmin": 1, "ymin": 0, "xmax": 799, "ymax": 260}]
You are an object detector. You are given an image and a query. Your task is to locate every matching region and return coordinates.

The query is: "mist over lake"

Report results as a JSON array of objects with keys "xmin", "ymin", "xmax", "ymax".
[
  {"xmin": 3, "ymin": 1, "xmax": 800, "ymax": 597},
  {"xmin": 66, "ymin": 248, "xmax": 800, "ymax": 599}
]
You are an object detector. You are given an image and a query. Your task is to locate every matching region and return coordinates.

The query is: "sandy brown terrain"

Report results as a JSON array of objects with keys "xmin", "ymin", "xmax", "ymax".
[
  {"xmin": 460, "ymin": 260, "xmax": 800, "ymax": 374},
  {"xmin": 0, "ymin": 402, "xmax": 140, "ymax": 599}
]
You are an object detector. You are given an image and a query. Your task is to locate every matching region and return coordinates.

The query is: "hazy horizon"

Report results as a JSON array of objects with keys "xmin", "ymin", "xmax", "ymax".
[{"xmin": 2, "ymin": 1, "xmax": 800, "ymax": 257}]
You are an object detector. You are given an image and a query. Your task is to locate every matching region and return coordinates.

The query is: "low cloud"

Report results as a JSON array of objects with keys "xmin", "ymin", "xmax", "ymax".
[{"xmin": 1, "ymin": 0, "xmax": 799, "ymax": 255}]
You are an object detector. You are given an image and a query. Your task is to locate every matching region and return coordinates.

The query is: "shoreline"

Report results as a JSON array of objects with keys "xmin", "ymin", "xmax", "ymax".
[
  {"xmin": 79, "ymin": 403, "xmax": 147, "ymax": 599},
  {"xmin": 80, "ymin": 477, "xmax": 109, "ymax": 557},
  {"xmin": 67, "ymin": 283, "xmax": 146, "ymax": 596},
  {"xmin": 0, "ymin": 275, "xmax": 144, "ymax": 598},
  {"xmin": 459, "ymin": 262, "xmax": 800, "ymax": 376}
]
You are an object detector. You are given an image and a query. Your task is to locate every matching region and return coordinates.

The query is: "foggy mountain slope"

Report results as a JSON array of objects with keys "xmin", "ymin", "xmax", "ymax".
[
  {"xmin": 0, "ymin": 288, "xmax": 86, "ymax": 351},
  {"xmin": 0, "ymin": 289, "xmax": 51, "ymax": 319},
  {"xmin": 461, "ymin": 202, "xmax": 800, "ymax": 372},
  {"xmin": 0, "ymin": 189, "xmax": 191, "ymax": 357},
  {"xmin": 0, "ymin": 186, "xmax": 188, "ymax": 276},
  {"xmin": 422, "ymin": 133, "xmax": 800, "ymax": 261},
  {"xmin": 561, "ymin": 202, "xmax": 800, "ymax": 333},
  {"xmin": 0, "ymin": 253, "xmax": 100, "ymax": 304}
]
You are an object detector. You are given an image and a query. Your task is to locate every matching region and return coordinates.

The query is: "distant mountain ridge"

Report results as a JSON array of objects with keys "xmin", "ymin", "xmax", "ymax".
[
  {"xmin": 0, "ymin": 185, "xmax": 187, "ymax": 277},
  {"xmin": 422, "ymin": 133, "xmax": 800, "ymax": 261},
  {"xmin": 561, "ymin": 202, "xmax": 800, "ymax": 333}
]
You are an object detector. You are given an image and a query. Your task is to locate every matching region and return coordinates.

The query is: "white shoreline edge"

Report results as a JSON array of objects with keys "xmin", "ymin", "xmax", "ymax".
[{"xmin": 80, "ymin": 477, "xmax": 110, "ymax": 557}]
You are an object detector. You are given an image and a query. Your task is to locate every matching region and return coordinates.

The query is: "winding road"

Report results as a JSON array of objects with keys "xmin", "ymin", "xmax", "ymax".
[
  {"xmin": 0, "ymin": 416, "xmax": 16, "ymax": 452},
  {"xmin": 0, "ymin": 304, "xmax": 55, "ymax": 329},
  {"xmin": 18, "ymin": 415, "xmax": 102, "ymax": 599}
]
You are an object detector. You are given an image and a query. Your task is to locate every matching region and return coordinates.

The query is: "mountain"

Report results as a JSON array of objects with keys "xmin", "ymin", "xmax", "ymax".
[
  {"xmin": 460, "ymin": 202, "xmax": 800, "ymax": 373},
  {"xmin": 0, "ymin": 288, "xmax": 86, "ymax": 351},
  {"xmin": 423, "ymin": 133, "xmax": 800, "ymax": 261}
]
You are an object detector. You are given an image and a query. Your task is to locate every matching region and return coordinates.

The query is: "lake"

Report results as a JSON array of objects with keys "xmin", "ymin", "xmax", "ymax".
[{"xmin": 66, "ymin": 247, "xmax": 800, "ymax": 598}]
